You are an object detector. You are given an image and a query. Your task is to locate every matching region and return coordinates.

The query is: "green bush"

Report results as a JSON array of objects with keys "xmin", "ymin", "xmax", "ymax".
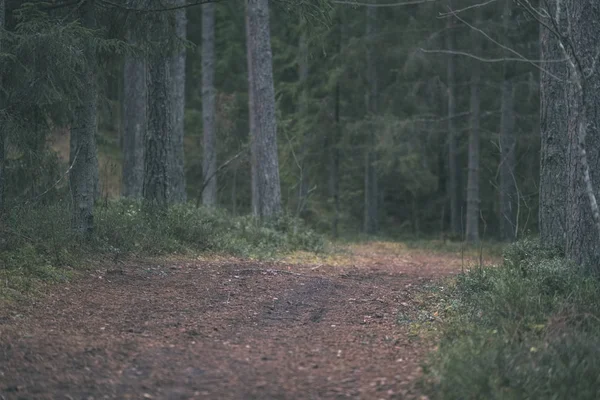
[
  {"xmin": 95, "ymin": 200, "xmax": 325, "ymax": 257},
  {"xmin": 425, "ymin": 238, "xmax": 600, "ymax": 400},
  {"xmin": 0, "ymin": 200, "xmax": 326, "ymax": 297}
]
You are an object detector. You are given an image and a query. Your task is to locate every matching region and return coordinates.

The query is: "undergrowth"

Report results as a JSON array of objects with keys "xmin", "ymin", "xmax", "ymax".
[
  {"xmin": 0, "ymin": 200, "xmax": 325, "ymax": 298},
  {"xmin": 423, "ymin": 237, "xmax": 600, "ymax": 400}
]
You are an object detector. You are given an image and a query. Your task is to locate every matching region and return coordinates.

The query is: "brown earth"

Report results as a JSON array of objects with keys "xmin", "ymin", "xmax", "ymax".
[{"xmin": 0, "ymin": 243, "xmax": 479, "ymax": 400}]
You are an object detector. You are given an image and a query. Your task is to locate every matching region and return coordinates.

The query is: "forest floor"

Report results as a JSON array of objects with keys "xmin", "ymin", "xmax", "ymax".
[{"xmin": 0, "ymin": 242, "xmax": 492, "ymax": 400}]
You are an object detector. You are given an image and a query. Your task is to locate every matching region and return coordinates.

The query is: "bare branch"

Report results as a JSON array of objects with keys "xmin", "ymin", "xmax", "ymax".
[
  {"xmin": 418, "ymin": 48, "xmax": 564, "ymax": 67},
  {"xmin": 333, "ymin": 0, "xmax": 438, "ymax": 7},
  {"xmin": 98, "ymin": 0, "xmax": 223, "ymax": 13},
  {"xmin": 448, "ymin": 7, "xmax": 566, "ymax": 81},
  {"xmin": 438, "ymin": 0, "xmax": 496, "ymax": 18},
  {"xmin": 195, "ymin": 147, "xmax": 249, "ymax": 208}
]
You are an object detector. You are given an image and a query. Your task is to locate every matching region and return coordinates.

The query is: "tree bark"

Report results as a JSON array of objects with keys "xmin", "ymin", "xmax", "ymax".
[
  {"xmin": 562, "ymin": 1, "xmax": 600, "ymax": 268},
  {"xmin": 0, "ymin": 0, "xmax": 5, "ymax": 213},
  {"xmin": 296, "ymin": 24, "xmax": 309, "ymax": 216},
  {"xmin": 465, "ymin": 10, "xmax": 481, "ymax": 243},
  {"xmin": 169, "ymin": 0, "xmax": 187, "ymax": 203},
  {"xmin": 245, "ymin": 2, "xmax": 258, "ymax": 216},
  {"xmin": 364, "ymin": 2, "xmax": 378, "ymax": 234},
  {"xmin": 539, "ymin": 0, "xmax": 567, "ymax": 251},
  {"xmin": 446, "ymin": 0, "xmax": 461, "ymax": 236},
  {"xmin": 143, "ymin": 6, "xmax": 172, "ymax": 211},
  {"xmin": 499, "ymin": 0, "xmax": 517, "ymax": 241},
  {"xmin": 201, "ymin": 1, "xmax": 217, "ymax": 207},
  {"xmin": 70, "ymin": 0, "xmax": 99, "ymax": 236},
  {"xmin": 328, "ymin": 11, "xmax": 343, "ymax": 238},
  {"xmin": 246, "ymin": 0, "xmax": 282, "ymax": 218},
  {"xmin": 122, "ymin": 27, "xmax": 146, "ymax": 199},
  {"xmin": 330, "ymin": 76, "xmax": 341, "ymax": 238}
]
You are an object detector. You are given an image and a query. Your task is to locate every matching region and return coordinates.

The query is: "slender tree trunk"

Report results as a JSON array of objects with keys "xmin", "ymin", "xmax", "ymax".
[
  {"xmin": 143, "ymin": 6, "xmax": 172, "ymax": 210},
  {"xmin": 202, "ymin": 1, "xmax": 217, "ymax": 206},
  {"xmin": 465, "ymin": 10, "xmax": 481, "ymax": 243},
  {"xmin": 245, "ymin": 3, "xmax": 259, "ymax": 216},
  {"xmin": 0, "ymin": 0, "xmax": 5, "ymax": 213},
  {"xmin": 446, "ymin": 0, "xmax": 460, "ymax": 236},
  {"xmin": 297, "ymin": 24, "xmax": 309, "ymax": 216},
  {"xmin": 231, "ymin": 165, "xmax": 237, "ymax": 215},
  {"xmin": 330, "ymin": 78, "xmax": 341, "ymax": 238},
  {"xmin": 122, "ymin": 28, "xmax": 146, "ymax": 198},
  {"xmin": 499, "ymin": 79, "xmax": 516, "ymax": 240},
  {"xmin": 169, "ymin": 0, "xmax": 187, "ymax": 203},
  {"xmin": 329, "ymin": 11, "xmax": 343, "ymax": 238},
  {"xmin": 499, "ymin": 0, "xmax": 517, "ymax": 241},
  {"xmin": 246, "ymin": 0, "xmax": 282, "ymax": 218},
  {"xmin": 70, "ymin": 0, "xmax": 99, "ymax": 236},
  {"xmin": 563, "ymin": 1, "xmax": 600, "ymax": 269},
  {"xmin": 539, "ymin": 0, "xmax": 567, "ymax": 251},
  {"xmin": 364, "ymin": 2, "xmax": 378, "ymax": 234}
]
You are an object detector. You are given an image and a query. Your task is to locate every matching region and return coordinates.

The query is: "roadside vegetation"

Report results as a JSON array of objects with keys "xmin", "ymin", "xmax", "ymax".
[
  {"xmin": 423, "ymin": 238, "xmax": 600, "ymax": 400},
  {"xmin": 0, "ymin": 201, "xmax": 325, "ymax": 298}
]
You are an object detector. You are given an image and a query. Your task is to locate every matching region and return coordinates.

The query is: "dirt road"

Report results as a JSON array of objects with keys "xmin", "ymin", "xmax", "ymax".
[{"xmin": 0, "ymin": 243, "xmax": 468, "ymax": 399}]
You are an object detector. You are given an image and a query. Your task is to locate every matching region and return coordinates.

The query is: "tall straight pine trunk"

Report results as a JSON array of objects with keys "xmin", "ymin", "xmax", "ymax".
[
  {"xmin": 169, "ymin": 0, "xmax": 187, "ymax": 203},
  {"xmin": 499, "ymin": 0, "xmax": 517, "ymax": 241},
  {"xmin": 0, "ymin": 0, "xmax": 5, "ymax": 213},
  {"xmin": 246, "ymin": 0, "xmax": 281, "ymax": 218},
  {"xmin": 143, "ymin": 5, "xmax": 172, "ymax": 210},
  {"xmin": 446, "ymin": 0, "xmax": 461, "ymax": 236},
  {"xmin": 202, "ymin": 1, "xmax": 217, "ymax": 206},
  {"xmin": 364, "ymin": 2, "xmax": 378, "ymax": 234},
  {"xmin": 539, "ymin": 0, "xmax": 567, "ymax": 251},
  {"xmin": 329, "ymin": 10, "xmax": 343, "ymax": 238},
  {"xmin": 70, "ymin": 0, "xmax": 99, "ymax": 236},
  {"xmin": 465, "ymin": 10, "xmax": 481, "ymax": 243},
  {"xmin": 296, "ymin": 23, "xmax": 309, "ymax": 216},
  {"xmin": 122, "ymin": 25, "xmax": 146, "ymax": 198}
]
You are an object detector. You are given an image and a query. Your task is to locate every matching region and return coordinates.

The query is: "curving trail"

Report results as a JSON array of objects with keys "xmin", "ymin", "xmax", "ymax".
[{"xmin": 0, "ymin": 242, "xmax": 475, "ymax": 400}]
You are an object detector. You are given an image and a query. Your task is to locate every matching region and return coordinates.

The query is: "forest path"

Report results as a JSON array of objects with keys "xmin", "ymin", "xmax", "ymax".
[{"xmin": 0, "ymin": 242, "xmax": 480, "ymax": 400}]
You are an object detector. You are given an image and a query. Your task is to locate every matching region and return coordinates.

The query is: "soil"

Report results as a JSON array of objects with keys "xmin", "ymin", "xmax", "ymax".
[{"xmin": 0, "ymin": 243, "xmax": 470, "ymax": 400}]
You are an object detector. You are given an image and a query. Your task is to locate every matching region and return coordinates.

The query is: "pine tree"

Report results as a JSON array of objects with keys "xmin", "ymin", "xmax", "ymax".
[
  {"xmin": 246, "ymin": 0, "xmax": 282, "ymax": 218},
  {"xmin": 201, "ymin": 1, "xmax": 217, "ymax": 206},
  {"xmin": 70, "ymin": 0, "xmax": 99, "ymax": 236}
]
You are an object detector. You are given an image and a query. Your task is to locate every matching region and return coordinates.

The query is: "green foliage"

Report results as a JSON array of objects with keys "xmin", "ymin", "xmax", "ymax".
[
  {"xmin": 0, "ymin": 200, "xmax": 326, "ymax": 298},
  {"xmin": 96, "ymin": 200, "xmax": 325, "ymax": 257},
  {"xmin": 424, "ymin": 238, "xmax": 600, "ymax": 399}
]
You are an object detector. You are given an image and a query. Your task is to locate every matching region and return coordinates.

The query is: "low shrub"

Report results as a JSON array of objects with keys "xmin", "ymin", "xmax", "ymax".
[
  {"xmin": 424, "ymin": 238, "xmax": 600, "ymax": 400},
  {"xmin": 0, "ymin": 200, "xmax": 326, "ymax": 297}
]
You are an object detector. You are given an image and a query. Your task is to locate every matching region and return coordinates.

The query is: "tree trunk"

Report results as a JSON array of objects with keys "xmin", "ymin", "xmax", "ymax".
[
  {"xmin": 330, "ymin": 78, "xmax": 341, "ymax": 238},
  {"xmin": 364, "ymin": 2, "xmax": 378, "ymax": 234},
  {"xmin": 169, "ymin": 0, "xmax": 187, "ymax": 203},
  {"xmin": 297, "ymin": 25, "xmax": 309, "ymax": 216},
  {"xmin": 499, "ymin": 0, "xmax": 517, "ymax": 241},
  {"xmin": 201, "ymin": 1, "xmax": 217, "ymax": 206},
  {"xmin": 499, "ymin": 78, "xmax": 516, "ymax": 241},
  {"xmin": 70, "ymin": 0, "xmax": 99, "ymax": 236},
  {"xmin": 231, "ymin": 165, "xmax": 237, "ymax": 215},
  {"xmin": 539, "ymin": 0, "xmax": 567, "ymax": 251},
  {"xmin": 245, "ymin": 3, "xmax": 259, "ymax": 216},
  {"xmin": 465, "ymin": 10, "xmax": 481, "ymax": 243},
  {"xmin": 446, "ymin": 0, "xmax": 460, "ymax": 236},
  {"xmin": 0, "ymin": 0, "xmax": 5, "ymax": 213},
  {"xmin": 246, "ymin": 0, "xmax": 282, "ymax": 218},
  {"xmin": 563, "ymin": 1, "xmax": 600, "ymax": 269},
  {"xmin": 143, "ymin": 7, "xmax": 172, "ymax": 210},
  {"xmin": 329, "ymin": 11, "xmax": 344, "ymax": 238},
  {"xmin": 446, "ymin": 0, "xmax": 462, "ymax": 235},
  {"xmin": 122, "ymin": 28, "xmax": 146, "ymax": 199}
]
